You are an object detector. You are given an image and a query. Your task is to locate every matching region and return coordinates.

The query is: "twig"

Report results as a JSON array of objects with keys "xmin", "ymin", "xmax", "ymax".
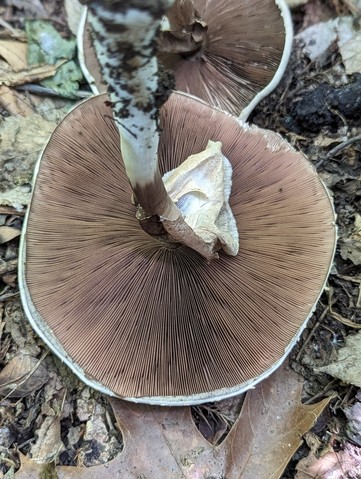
[
  {"xmin": 0, "ymin": 351, "xmax": 49, "ymax": 402},
  {"xmin": 296, "ymin": 306, "xmax": 330, "ymax": 361},
  {"xmin": 16, "ymin": 84, "xmax": 92, "ymax": 100},
  {"xmin": 335, "ymin": 276, "xmax": 361, "ymax": 308},
  {"xmin": 315, "ymin": 134, "xmax": 361, "ymax": 169},
  {"xmin": 0, "ymin": 18, "xmax": 18, "ymax": 35},
  {"xmin": 0, "ymin": 206, "xmax": 25, "ymax": 216},
  {"xmin": 303, "ymin": 380, "xmax": 337, "ymax": 405},
  {"xmin": 0, "ymin": 291, "xmax": 20, "ymax": 301}
]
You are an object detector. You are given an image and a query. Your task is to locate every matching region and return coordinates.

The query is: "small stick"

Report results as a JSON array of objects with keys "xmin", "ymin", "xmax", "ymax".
[
  {"xmin": 295, "ymin": 305, "xmax": 330, "ymax": 361},
  {"xmin": 315, "ymin": 134, "xmax": 361, "ymax": 169},
  {"xmin": 16, "ymin": 84, "xmax": 92, "ymax": 100}
]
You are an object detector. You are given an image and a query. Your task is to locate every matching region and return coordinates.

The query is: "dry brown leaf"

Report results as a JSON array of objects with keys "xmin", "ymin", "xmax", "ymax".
[
  {"xmin": 340, "ymin": 213, "xmax": 361, "ymax": 265},
  {"xmin": 0, "ymin": 40, "xmax": 28, "ymax": 71},
  {"xmin": 343, "ymin": 0, "xmax": 361, "ymax": 15},
  {"xmin": 14, "ymin": 367, "xmax": 330, "ymax": 479},
  {"xmin": 30, "ymin": 416, "xmax": 65, "ymax": 464},
  {"xmin": 0, "ymin": 85, "xmax": 34, "ymax": 116},
  {"xmin": 0, "ymin": 352, "xmax": 49, "ymax": 398},
  {"xmin": 295, "ymin": 443, "xmax": 361, "ymax": 478},
  {"xmin": 13, "ymin": 454, "xmax": 46, "ymax": 479},
  {"xmin": 317, "ymin": 331, "xmax": 361, "ymax": 387},
  {"xmin": 0, "ymin": 225, "xmax": 21, "ymax": 244},
  {"xmin": 339, "ymin": 32, "xmax": 361, "ymax": 74},
  {"xmin": 0, "ymin": 112, "xmax": 56, "ymax": 208},
  {"xmin": 345, "ymin": 390, "xmax": 361, "ymax": 446},
  {"xmin": 0, "ymin": 258, "xmax": 17, "ymax": 276},
  {"xmin": 2, "ymin": 272, "xmax": 17, "ymax": 287},
  {"xmin": 0, "ymin": 61, "xmax": 63, "ymax": 87}
]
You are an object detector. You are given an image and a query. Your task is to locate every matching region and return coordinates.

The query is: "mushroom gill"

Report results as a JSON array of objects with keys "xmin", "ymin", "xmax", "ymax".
[
  {"xmin": 159, "ymin": 0, "xmax": 292, "ymax": 119},
  {"xmin": 20, "ymin": 92, "xmax": 336, "ymax": 404}
]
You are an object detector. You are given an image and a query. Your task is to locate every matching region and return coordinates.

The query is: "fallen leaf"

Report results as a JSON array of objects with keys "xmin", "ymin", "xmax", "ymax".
[
  {"xmin": 0, "ymin": 258, "xmax": 17, "ymax": 276},
  {"xmin": 0, "ymin": 84, "xmax": 34, "ymax": 116},
  {"xmin": 2, "ymin": 272, "xmax": 17, "ymax": 287},
  {"xmin": 13, "ymin": 454, "xmax": 45, "ymax": 479},
  {"xmin": 0, "ymin": 61, "xmax": 63, "ymax": 87},
  {"xmin": 343, "ymin": 0, "xmax": 361, "ymax": 15},
  {"xmin": 0, "ymin": 352, "xmax": 49, "ymax": 398},
  {"xmin": 0, "ymin": 226, "xmax": 21, "ymax": 244},
  {"xmin": 30, "ymin": 416, "xmax": 65, "ymax": 464},
  {"xmin": 14, "ymin": 366, "xmax": 330, "ymax": 478},
  {"xmin": 296, "ymin": 16, "xmax": 361, "ymax": 71},
  {"xmin": 317, "ymin": 331, "xmax": 361, "ymax": 387},
  {"xmin": 345, "ymin": 390, "xmax": 361, "ymax": 446},
  {"xmin": 339, "ymin": 32, "xmax": 361, "ymax": 74},
  {"xmin": 295, "ymin": 443, "xmax": 361, "ymax": 478},
  {"xmin": 0, "ymin": 39, "xmax": 28, "ymax": 71},
  {"xmin": 9, "ymin": 0, "xmax": 48, "ymax": 17},
  {"xmin": 0, "ymin": 112, "xmax": 56, "ymax": 208},
  {"xmin": 340, "ymin": 213, "xmax": 361, "ymax": 265}
]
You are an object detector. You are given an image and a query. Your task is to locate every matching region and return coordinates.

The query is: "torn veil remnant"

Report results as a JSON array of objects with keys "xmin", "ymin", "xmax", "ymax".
[{"xmin": 78, "ymin": 0, "xmax": 293, "ymax": 121}]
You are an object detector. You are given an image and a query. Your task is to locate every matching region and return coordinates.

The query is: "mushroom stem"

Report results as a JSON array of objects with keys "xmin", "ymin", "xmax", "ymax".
[{"xmin": 82, "ymin": 0, "xmax": 218, "ymax": 261}]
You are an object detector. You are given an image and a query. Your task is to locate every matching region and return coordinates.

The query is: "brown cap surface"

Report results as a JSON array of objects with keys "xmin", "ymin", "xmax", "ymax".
[
  {"xmin": 22, "ymin": 93, "xmax": 335, "ymax": 402},
  {"xmin": 159, "ymin": 0, "xmax": 288, "ymax": 116}
]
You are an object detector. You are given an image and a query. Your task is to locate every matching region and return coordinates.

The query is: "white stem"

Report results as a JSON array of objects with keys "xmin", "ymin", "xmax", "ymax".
[
  {"xmin": 84, "ymin": 0, "xmax": 176, "ymax": 213},
  {"xmin": 83, "ymin": 0, "xmax": 220, "ymax": 261}
]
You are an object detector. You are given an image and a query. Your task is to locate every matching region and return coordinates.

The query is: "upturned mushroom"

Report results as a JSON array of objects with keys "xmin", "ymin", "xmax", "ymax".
[
  {"xmin": 77, "ymin": 0, "xmax": 293, "ymax": 120},
  {"xmin": 158, "ymin": 0, "xmax": 293, "ymax": 120},
  {"xmin": 20, "ymin": 0, "xmax": 336, "ymax": 405}
]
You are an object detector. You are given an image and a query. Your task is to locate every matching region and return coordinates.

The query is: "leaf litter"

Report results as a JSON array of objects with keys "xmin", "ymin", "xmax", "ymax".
[
  {"xmin": 1, "ymin": 0, "xmax": 361, "ymax": 477},
  {"xmin": 13, "ymin": 366, "xmax": 331, "ymax": 479}
]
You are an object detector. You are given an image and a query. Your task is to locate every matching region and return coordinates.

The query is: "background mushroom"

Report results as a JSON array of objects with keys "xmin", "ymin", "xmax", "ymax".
[
  {"xmin": 77, "ymin": 0, "xmax": 293, "ymax": 120},
  {"xmin": 19, "ymin": 91, "xmax": 336, "ymax": 405},
  {"xmin": 158, "ymin": 0, "xmax": 293, "ymax": 120}
]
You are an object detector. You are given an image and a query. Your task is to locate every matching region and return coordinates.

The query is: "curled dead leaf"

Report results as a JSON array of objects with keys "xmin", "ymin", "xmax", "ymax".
[
  {"xmin": 30, "ymin": 416, "xmax": 65, "ymax": 464},
  {"xmin": 317, "ymin": 331, "xmax": 361, "ymax": 387},
  {"xmin": 0, "ymin": 352, "xmax": 49, "ymax": 398},
  {"xmin": 0, "ymin": 226, "xmax": 21, "ymax": 244},
  {"xmin": 295, "ymin": 443, "xmax": 361, "ymax": 478},
  {"xmin": 0, "ymin": 40, "xmax": 28, "ymax": 71},
  {"xmin": 0, "ymin": 61, "xmax": 65, "ymax": 87},
  {"xmin": 0, "ymin": 85, "xmax": 34, "ymax": 116}
]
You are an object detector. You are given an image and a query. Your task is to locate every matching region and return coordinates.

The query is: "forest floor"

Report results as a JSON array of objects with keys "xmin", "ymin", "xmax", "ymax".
[{"xmin": 0, "ymin": 0, "xmax": 360, "ymax": 478}]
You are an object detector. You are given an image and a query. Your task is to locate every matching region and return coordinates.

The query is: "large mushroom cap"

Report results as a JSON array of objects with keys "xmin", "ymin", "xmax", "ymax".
[
  {"xmin": 159, "ymin": 0, "xmax": 293, "ymax": 120},
  {"xmin": 20, "ymin": 92, "xmax": 335, "ymax": 405}
]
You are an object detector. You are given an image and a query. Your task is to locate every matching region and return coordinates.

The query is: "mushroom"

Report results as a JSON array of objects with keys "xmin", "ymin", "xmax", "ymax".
[
  {"xmin": 158, "ymin": 0, "xmax": 293, "ymax": 120},
  {"xmin": 77, "ymin": 0, "xmax": 293, "ymax": 120},
  {"xmin": 19, "ymin": 0, "xmax": 335, "ymax": 405},
  {"xmin": 19, "ymin": 91, "xmax": 336, "ymax": 405}
]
